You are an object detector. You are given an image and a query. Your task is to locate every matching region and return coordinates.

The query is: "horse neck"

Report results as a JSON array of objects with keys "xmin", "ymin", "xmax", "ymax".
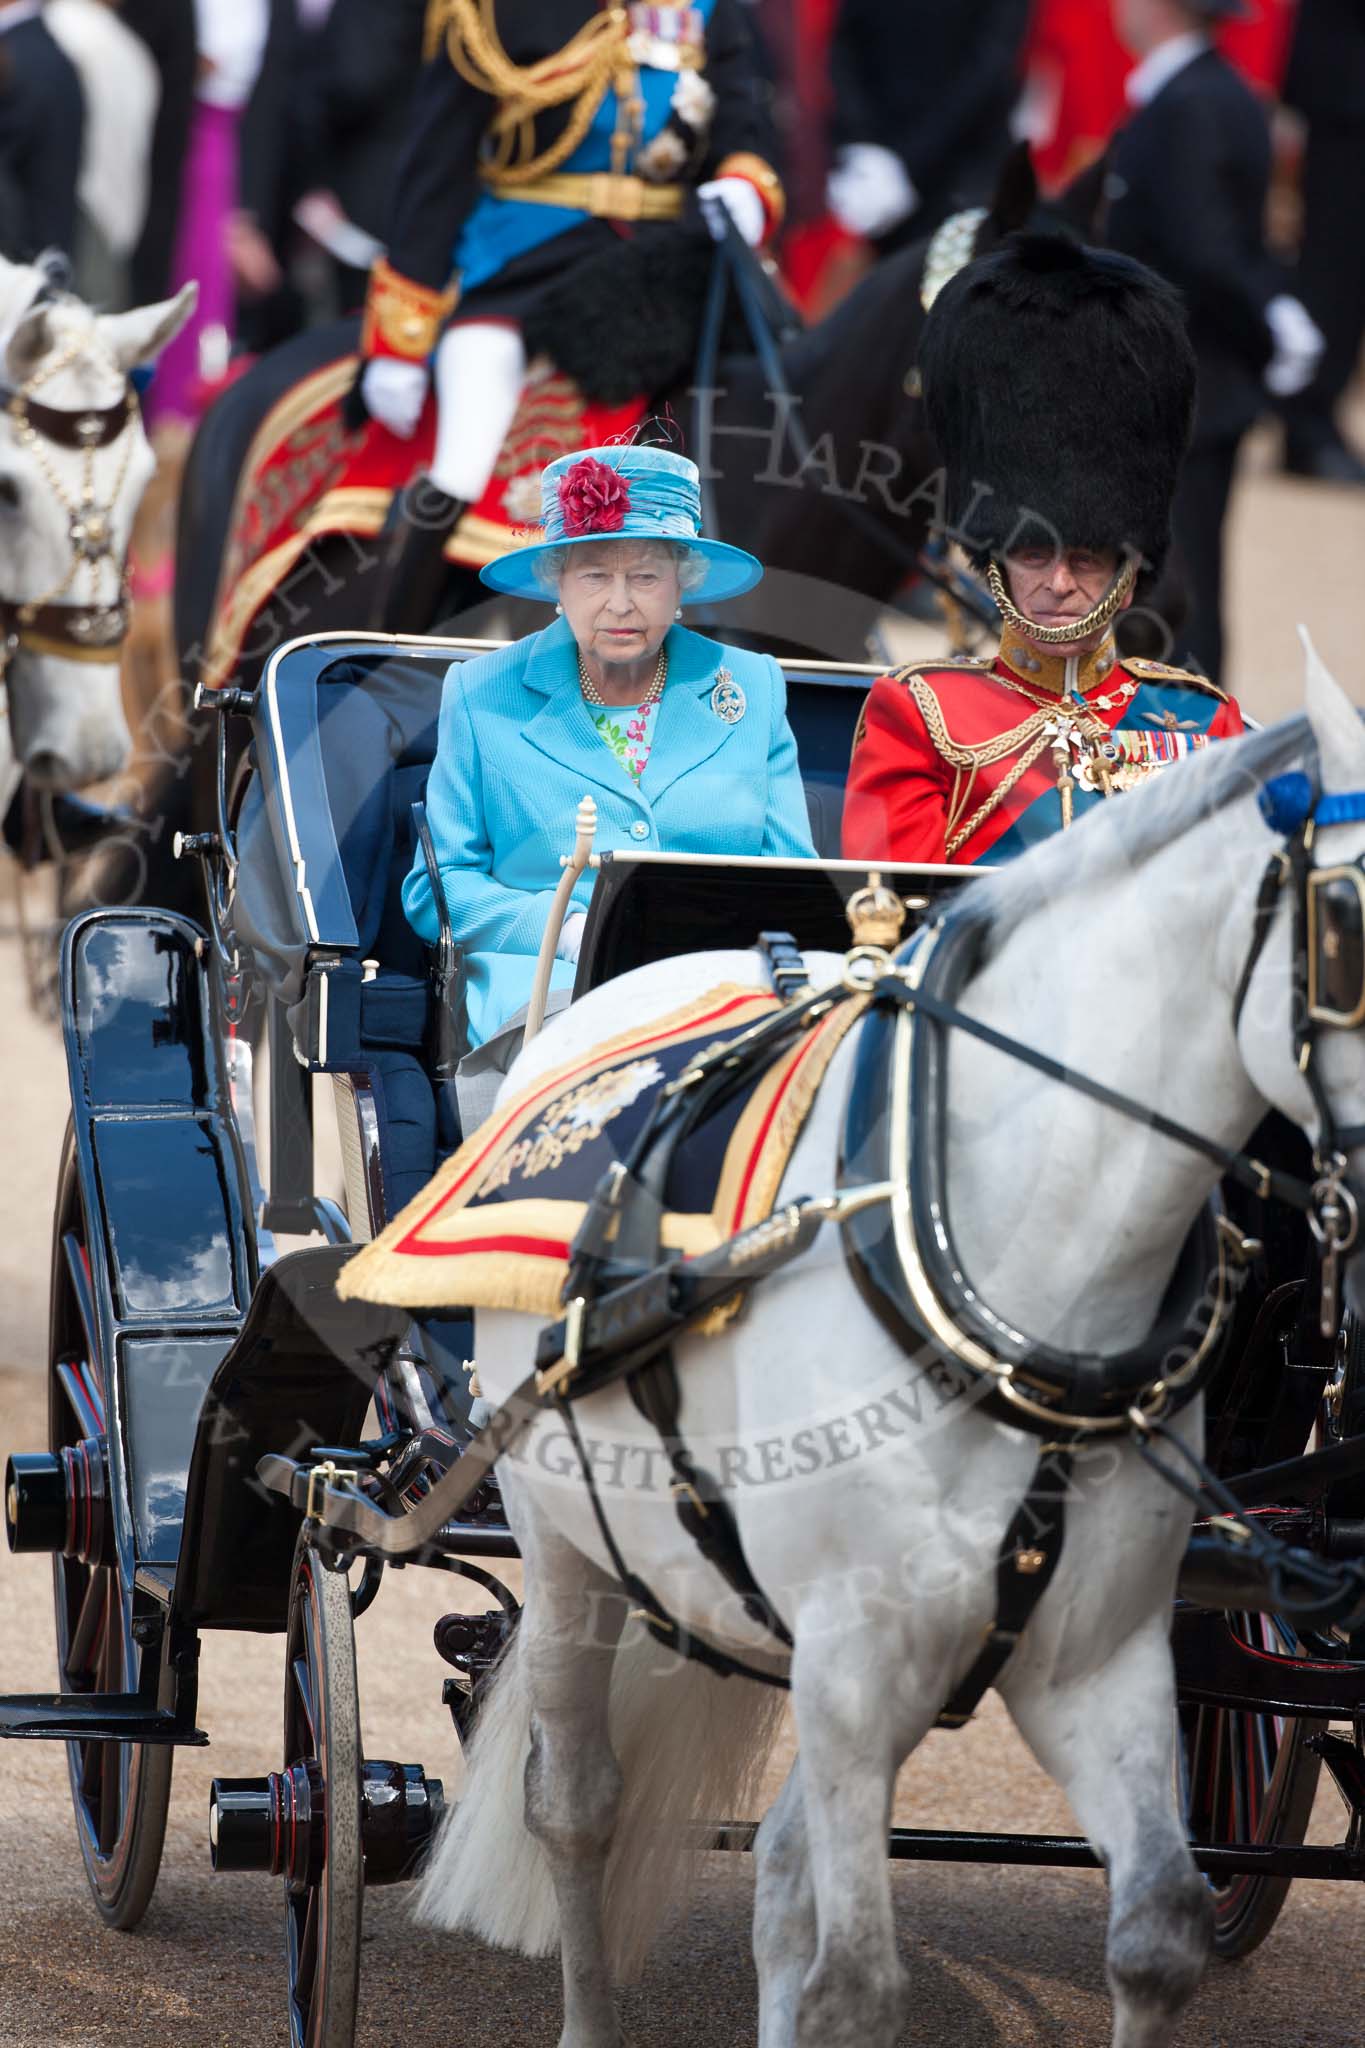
[
  {"xmin": 789, "ymin": 240, "xmax": 925, "ymax": 448},
  {"xmin": 944, "ymin": 799, "xmax": 1269, "ymax": 1355}
]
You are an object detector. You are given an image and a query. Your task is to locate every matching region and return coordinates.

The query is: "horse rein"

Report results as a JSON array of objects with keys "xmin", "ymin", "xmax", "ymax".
[
  {"xmin": 0, "ymin": 316, "xmax": 139, "ymax": 680},
  {"xmin": 272, "ymin": 827, "xmax": 1365, "ymax": 1685}
]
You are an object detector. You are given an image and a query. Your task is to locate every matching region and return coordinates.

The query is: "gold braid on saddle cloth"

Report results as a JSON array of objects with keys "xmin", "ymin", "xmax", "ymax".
[
  {"xmin": 423, "ymin": 0, "xmax": 632, "ymax": 186},
  {"xmin": 339, "ymin": 983, "xmax": 868, "ymax": 1318}
]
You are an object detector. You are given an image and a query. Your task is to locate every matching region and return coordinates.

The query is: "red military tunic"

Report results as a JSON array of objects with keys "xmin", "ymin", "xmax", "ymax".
[{"xmin": 842, "ymin": 631, "xmax": 1246, "ymax": 867}]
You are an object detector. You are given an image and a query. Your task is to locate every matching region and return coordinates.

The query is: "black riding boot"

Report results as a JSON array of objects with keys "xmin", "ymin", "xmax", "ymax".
[{"xmin": 372, "ymin": 475, "xmax": 466, "ymax": 633}]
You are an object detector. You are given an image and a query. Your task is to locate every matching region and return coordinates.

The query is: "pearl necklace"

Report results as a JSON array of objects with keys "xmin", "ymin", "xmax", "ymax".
[{"xmin": 578, "ymin": 647, "xmax": 668, "ymax": 708}]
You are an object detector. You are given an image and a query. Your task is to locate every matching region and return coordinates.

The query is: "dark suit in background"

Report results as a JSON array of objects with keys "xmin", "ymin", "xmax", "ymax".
[
  {"xmin": 1280, "ymin": 0, "xmax": 1365, "ymax": 476},
  {"xmin": 121, "ymin": 0, "xmax": 199, "ymax": 306},
  {"xmin": 238, "ymin": 0, "xmax": 426, "ymax": 331},
  {"xmin": 830, "ymin": 0, "xmax": 1031, "ymax": 244},
  {"xmin": 1107, "ymin": 47, "xmax": 1280, "ymax": 683},
  {"xmin": 236, "ymin": 0, "xmax": 324, "ymax": 349},
  {"xmin": 0, "ymin": 11, "xmax": 84, "ymax": 260},
  {"xmin": 319, "ymin": 0, "xmax": 427, "ymax": 255}
]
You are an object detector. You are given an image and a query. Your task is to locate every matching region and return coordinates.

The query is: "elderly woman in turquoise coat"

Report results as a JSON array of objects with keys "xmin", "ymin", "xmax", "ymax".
[{"xmin": 401, "ymin": 442, "xmax": 815, "ymax": 1097}]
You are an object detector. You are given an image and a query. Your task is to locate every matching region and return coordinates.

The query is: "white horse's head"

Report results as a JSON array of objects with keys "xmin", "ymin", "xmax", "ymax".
[
  {"xmin": 0, "ymin": 258, "xmax": 194, "ymax": 790},
  {"xmin": 1236, "ymin": 639, "xmax": 1365, "ymax": 1308}
]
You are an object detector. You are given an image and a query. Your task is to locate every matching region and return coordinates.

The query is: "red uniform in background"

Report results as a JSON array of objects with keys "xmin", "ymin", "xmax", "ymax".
[{"xmin": 1022, "ymin": 0, "xmax": 1298, "ymax": 191}]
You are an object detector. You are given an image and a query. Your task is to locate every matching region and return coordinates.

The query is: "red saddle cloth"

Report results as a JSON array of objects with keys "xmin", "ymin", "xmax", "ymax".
[{"xmin": 204, "ymin": 355, "xmax": 646, "ymax": 689}]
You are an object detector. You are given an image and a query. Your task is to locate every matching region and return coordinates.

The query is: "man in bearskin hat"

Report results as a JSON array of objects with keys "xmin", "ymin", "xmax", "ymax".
[
  {"xmin": 842, "ymin": 234, "xmax": 1245, "ymax": 867},
  {"xmin": 356, "ymin": 0, "xmax": 784, "ymax": 628}
]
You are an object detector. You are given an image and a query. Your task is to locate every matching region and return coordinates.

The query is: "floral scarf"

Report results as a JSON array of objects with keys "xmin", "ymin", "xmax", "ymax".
[{"xmin": 591, "ymin": 697, "xmax": 659, "ymax": 784}]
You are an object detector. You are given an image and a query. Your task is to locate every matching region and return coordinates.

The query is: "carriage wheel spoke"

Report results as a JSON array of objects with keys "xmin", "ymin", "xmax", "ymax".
[
  {"xmin": 97, "ymin": 1738, "xmax": 123, "ymax": 1856},
  {"xmin": 66, "ymin": 1572, "xmax": 105, "ymax": 1684},
  {"xmin": 296, "ymin": 1890, "xmax": 319, "ymax": 2000},
  {"xmin": 79, "ymin": 1730, "xmax": 104, "ymax": 1808},
  {"xmin": 290, "ymin": 1655, "xmax": 317, "ymax": 1749}
]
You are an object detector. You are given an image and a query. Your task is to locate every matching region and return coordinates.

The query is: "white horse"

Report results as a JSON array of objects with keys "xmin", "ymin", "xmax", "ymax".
[
  {"xmin": 0, "ymin": 258, "xmax": 195, "ymax": 814},
  {"xmin": 415, "ymin": 647, "xmax": 1365, "ymax": 2047}
]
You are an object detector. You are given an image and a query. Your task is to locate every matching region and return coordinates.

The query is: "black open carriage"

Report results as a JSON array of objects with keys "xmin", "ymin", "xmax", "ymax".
[{"xmin": 5, "ymin": 632, "xmax": 1365, "ymax": 2045}]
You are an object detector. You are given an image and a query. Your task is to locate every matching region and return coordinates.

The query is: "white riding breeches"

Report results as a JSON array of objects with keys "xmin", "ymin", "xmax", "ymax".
[{"xmin": 429, "ymin": 321, "xmax": 528, "ymax": 504}]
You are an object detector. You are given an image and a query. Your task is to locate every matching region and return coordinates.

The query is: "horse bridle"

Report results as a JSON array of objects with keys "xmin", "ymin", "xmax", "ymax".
[
  {"xmin": 0, "ymin": 316, "xmax": 139, "ymax": 675},
  {"xmin": 1232, "ymin": 770, "xmax": 1365, "ymax": 1335}
]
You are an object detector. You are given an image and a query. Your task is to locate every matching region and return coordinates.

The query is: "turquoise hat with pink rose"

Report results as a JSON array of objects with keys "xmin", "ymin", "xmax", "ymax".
[{"xmin": 478, "ymin": 444, "xmax": 764, "ymax": 604}]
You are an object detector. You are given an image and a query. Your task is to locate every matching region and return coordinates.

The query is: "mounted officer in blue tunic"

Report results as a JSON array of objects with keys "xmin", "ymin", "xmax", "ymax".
[{"xmin": 356, "ymin": 0, "xmax": 785, "ymax": 629}]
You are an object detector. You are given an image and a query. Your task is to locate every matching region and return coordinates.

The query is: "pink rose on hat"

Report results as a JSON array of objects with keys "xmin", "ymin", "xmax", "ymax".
[{"xmin": 557, "ymin": 456, "xmax": 632, "ymax": 537}]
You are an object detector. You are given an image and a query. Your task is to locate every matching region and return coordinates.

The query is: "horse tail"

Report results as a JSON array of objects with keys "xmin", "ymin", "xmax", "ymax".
[{"xmin": 415, "ymin": 1622, "xmax": 786, "ymax": 1980}]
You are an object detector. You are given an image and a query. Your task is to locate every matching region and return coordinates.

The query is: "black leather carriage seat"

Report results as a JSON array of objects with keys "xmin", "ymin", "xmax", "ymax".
[
  {"xmin": 307, "ymin": 655, "xmax": 867, "ymax": 1213},
  {"xmin": 313, "ymin": 657, "xmax": 455, "ymax": 1219}
]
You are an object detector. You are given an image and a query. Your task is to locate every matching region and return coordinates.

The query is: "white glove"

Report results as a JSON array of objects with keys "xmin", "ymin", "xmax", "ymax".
[
  {"xmin": 1264, "ymin": 294, "xmax": 1325, "ymax": 399},
  {"xmin": 557, "ymin": 909, "xmax": 588, "ymax": 965},
  {"xmin": 697, "ymin": 176, "xmax": 767, "ymax": 249},
  {"xmin": 360, "ymin": 355, "xmax": 429, "ymax": 439},
  {"xmin": 826, "ymin": 143, "xmax": 917, "ymax": 240}
]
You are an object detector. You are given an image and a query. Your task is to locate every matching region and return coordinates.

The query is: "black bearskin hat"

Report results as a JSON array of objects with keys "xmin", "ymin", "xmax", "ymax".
[{"xmin": 917, "ymin": 234, "xmax": 1196, "ymax": 583}]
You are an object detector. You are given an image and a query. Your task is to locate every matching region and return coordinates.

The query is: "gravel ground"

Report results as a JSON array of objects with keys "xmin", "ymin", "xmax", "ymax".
[{"xmin": 0, "ymin": 422, "xmax": 1363, "ymax": 2043}]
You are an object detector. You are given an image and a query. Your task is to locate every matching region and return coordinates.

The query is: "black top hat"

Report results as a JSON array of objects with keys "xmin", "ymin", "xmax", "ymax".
[{"xmin": 917, "ymin": 233, "xmax": 1197, "ymax": 583}]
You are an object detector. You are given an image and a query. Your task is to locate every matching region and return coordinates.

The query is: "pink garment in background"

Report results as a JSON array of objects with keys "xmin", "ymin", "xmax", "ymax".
[{"xmin": 145, "ymin": 100, "xmax": 240, "ymax": 429}]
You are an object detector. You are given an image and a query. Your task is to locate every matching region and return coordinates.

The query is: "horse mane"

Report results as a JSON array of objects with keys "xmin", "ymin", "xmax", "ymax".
[{"xmin": 963, "ymin": 712, "xmax": 1314, "ymax": 948}]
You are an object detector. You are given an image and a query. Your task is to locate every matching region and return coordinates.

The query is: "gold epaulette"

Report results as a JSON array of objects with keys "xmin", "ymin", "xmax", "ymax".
[
  {"xmin": 851, "ymin": 661, "xmax": 985, "ymax": 755},
  {"xmin": 1121, "ymin": 657, "xmax": 1229, "ymax": 703}
]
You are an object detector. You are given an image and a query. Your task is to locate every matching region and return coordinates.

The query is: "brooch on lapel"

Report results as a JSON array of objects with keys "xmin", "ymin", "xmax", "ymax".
[{"xmin": 710, "ymin": 669, "xmax": 746, "ymax": 725}]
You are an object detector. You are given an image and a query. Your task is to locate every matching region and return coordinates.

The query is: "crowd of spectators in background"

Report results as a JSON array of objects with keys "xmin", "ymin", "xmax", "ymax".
[{"xmin": 0, "ymin": 0, "xmax": 1358, "ymax": 605}]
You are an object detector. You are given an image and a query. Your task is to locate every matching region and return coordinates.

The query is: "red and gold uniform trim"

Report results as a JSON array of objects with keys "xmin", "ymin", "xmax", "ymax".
[
  {"xmin": 361, "ymin": 257, "xmax": 460, "ymax": 362},
  {"xmin": 202, "ymin": 360, "xmax": 646, "ymax": 692},
  {"xmin": 714, "ymin": 150, "xmax": 786, "ymax": 237},
  {"xmin": 842, "ymin": 634, "xmax": 1244, "ymax": 868}
]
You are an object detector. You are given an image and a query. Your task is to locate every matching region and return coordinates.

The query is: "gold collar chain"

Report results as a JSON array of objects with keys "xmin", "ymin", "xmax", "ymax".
[{"xmin": 987, "ymin": 557, "xmax": 1138, "ymax": 646}]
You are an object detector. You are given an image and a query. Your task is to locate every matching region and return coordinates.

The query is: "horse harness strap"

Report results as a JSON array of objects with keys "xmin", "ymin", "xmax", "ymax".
[
  {"xmin": 0, "ymin": 597, "xmax": 128, "ymax": 663},
  {"xmin": 0, "ymin": 340, "xmax": 140, "ymax": 677},
  {"xmin": 286, "ymin": 787, "xmax": 1365, "ymax": 1701},
  {"xmin": 4, "ymin": 387, "xmax": 136, "ymax": 451},
  {"xmin": 936, "ymin": 1446, "xmax": 1073, "ymax": 1729}
]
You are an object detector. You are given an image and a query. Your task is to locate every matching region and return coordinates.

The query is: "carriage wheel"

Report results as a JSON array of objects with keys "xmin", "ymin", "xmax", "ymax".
[
  {"xmin": 1177, "ymin": 1614, "xmax": 1324, "ymax": 1962},
  {"xmin": 49, "ymin": 1125, "xmax": 172, "ymax": 1929},
  {"xmin": 282, "ymin": 1536, "xmax": 363, "ymax": 2048}
]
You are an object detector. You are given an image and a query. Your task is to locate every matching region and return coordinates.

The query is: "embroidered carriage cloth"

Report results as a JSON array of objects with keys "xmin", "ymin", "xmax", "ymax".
[
  {"xmin": 340, "ymin": 982, "xmax": 863, "ymax": 1315},
  {"xmin": 202, "ymin": 357, "xmax": 645, "ymax": 691}
]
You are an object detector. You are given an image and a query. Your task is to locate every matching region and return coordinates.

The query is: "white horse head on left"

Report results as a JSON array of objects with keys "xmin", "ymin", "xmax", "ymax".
[{"xmin": 0, "ymin": 257, "xmax": 195, "ymax": 800}]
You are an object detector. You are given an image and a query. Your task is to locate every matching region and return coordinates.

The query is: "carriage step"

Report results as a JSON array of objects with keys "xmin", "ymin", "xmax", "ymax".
[
  {"xmin": 209, "ymin": 1760, "xmax": 444, "ymax": 1885},
  {"xmin": 0, "ymin": 1692, "xmax": 207, "ymax": 1743}
]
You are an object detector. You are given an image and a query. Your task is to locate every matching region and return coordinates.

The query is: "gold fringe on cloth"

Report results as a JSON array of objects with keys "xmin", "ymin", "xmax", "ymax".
[{"xmin": 339, "ymin": 982, "xmax": 870, "ymax": 1315}]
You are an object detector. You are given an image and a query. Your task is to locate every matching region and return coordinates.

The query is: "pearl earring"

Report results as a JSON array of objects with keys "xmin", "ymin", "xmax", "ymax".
[
  {"xmin": 674, "ymin": 606, "xmax": 682, "ymax": 620},
  {"xmin": 555, "ymin": 602, "xmax": 563, "ymax": 614}
]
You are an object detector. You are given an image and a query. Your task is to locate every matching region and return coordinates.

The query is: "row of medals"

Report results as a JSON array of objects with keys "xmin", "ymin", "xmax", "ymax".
[{"xmin": 1002, "ymin": 667, "xmax": 1152, "ymax": 800}]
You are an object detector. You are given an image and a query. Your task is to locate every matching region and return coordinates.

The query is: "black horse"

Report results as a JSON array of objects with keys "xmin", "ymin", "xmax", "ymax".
[
  {"xmin": 175, "ymin": 151, "xmax": 1126, "ymax": 683},
  {"xmin": 155, "ymin": 152, "xmax": 1140, "ymax": 910}
]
